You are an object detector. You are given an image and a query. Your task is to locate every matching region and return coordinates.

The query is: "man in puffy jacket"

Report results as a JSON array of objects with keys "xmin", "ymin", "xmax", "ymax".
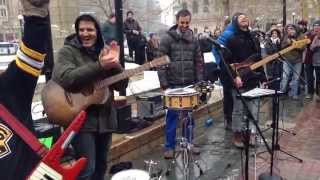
[{"xmin": 158, "ymin": 9, "xmax": 204, "ymax": 159}]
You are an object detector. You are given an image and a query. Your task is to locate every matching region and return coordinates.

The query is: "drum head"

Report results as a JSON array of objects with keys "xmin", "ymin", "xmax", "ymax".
[
  {"xmin": 164, "ymin": 88, "xmax": 197, "ymax": 95},
  {"xmin": 111, "ymin": 169, "xmax": 150, "ymax": 180}
]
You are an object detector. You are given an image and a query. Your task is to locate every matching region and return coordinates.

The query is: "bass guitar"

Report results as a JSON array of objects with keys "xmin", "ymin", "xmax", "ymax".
[
  {"xmin": 230, "ymin": 38, "xmax": 310, "ymax": 80},
  {"xmin": 41, "ymin": 56, "xmax": 170, "ymax": 127}
]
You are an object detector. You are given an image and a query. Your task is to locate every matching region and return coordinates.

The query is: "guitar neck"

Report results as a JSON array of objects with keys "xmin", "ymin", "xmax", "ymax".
[
  {"xmin": 250, "ymin": 46, "xmax": 295, "ymax": 70},
  {"xmin": 96, "ymin": 62, "xmax": 153, "ymax": 89}
]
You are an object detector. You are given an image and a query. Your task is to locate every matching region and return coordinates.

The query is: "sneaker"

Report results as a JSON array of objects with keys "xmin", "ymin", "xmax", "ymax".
[
  {"xmin": 191, "ymin": 145, "xmax": 201, "ymax": 155},
  {"xmin": 232, "ymin": 132, "xmax": 244, "ymax": 148},
  {"xmin": 21, "ymin": 0, "xmax": 50, "ymax": 17},
  {"xmin": 164, "ymin": 149, "xmax": 175, "ymax": 159},
  {"xmin": 305, "ymin": 94, "xmax": 312, "ymax": 99}
]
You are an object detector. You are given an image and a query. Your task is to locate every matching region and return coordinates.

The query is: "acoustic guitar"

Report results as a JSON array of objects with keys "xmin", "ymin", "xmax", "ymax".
[
  {"xmin": 41, "ymin": 56, "xmax": 170, "ymax": 127},
  {"xmin": 230, "ymin": 38, "xmax": 311, "ymax": 80}
]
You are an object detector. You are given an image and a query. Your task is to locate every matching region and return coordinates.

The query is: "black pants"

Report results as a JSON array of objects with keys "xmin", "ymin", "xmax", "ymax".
[
  {"xmin": 127, "ymin": 38, "xmax": 137, "ymax": 58},
  {"xmin": 305, "ymin": 63, "xmax": 315, "ymax": 95},
  {"xmin": 72, "ymin": 132, "xmax": 112, "ymax": 180}
]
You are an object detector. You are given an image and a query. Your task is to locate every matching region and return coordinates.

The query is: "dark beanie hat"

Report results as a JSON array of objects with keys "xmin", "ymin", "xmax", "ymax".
[{"xmin": 313, "ymin": 20, "xmax": 320, "ymax": 26}]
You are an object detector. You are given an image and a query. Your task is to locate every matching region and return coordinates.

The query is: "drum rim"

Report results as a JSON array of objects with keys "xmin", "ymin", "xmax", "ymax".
[{"xmin": 111, "ymin": 169, "xmax": 150, "ymax": 180}]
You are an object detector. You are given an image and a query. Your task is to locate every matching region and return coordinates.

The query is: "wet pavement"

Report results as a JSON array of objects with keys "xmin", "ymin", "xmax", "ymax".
[{"xmin": 107, "ymin": 95, "xmax": 320, "ymax": 180}]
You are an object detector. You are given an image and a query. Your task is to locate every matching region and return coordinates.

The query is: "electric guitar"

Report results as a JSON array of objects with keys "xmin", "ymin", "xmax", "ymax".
[
  {"xmin": 230, "ymin": 38, "xmax": 310, "ymax": 80},
  {"xmin": 41, "ymin": 56, "xmax": 170, "ymax": 127},
  {"xmin": 28, "ymin": 111, "xmax": 87, "ymax": 180}
]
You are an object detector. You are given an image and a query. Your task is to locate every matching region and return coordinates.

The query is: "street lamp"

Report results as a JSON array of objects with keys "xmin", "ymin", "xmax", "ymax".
[
  {"xmin": 292, "ymin": 12, "xmax": 296, "ymax": 24},
  {"xmin": 17, "ymin": 14, "xmax": 24, "ymax": 38}
]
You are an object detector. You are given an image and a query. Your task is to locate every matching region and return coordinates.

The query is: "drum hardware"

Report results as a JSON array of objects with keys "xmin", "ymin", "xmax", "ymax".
[
  {"xmin": 144, "ymin": 160, "xmax": 163, "ymax": 180},
  {"xmin": 165, "ymin": 111, "xmax": 205, "ymax": 178},
  {"xmin": 194, "ymin": 81, "xmax": 215, "ymax": 104},
  {"xmin": 163, "ymin": 88, "xmax": 199, "ymax": 110}
]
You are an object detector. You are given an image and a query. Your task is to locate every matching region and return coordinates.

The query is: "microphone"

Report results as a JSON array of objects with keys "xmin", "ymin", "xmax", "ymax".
[{"xmin": 206, "ymin": 37, "xmax": 226, "ymax": 49}]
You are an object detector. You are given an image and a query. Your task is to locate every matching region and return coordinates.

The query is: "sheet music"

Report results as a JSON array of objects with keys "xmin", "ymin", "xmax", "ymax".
[
  {"xmin": 203, "ymin": 52, "xmax": 216, "ymax": 63},
  {"xmin": 241, "ymin": 88, "xmax": 282, "ymax": 98}
]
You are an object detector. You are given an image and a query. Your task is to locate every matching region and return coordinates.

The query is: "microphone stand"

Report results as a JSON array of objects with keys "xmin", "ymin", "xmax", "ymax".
[{"xmin": 214, "ymin": 44, "xmax": 272, "ymax": 180}]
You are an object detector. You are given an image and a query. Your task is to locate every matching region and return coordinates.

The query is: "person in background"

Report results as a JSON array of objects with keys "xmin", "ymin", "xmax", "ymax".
[
  {"xmin": 146, "ymin": 33, "xmax": 160, "ymax": 62},
  {"xmin": 52, "ymin": 14, "xmax": 128, "ymax": 180},
  {"xmin": 158, "ymin": 9, "xmax": 204, "ymax": 159},
  {"xmin": 303, "ymin": 21, "xmax": 317, "ymax": 99},
  {"xmin": 101, "ymin": 13, "xmax": 118, "ymax": 44},
  {"xmin": 0, "ymin": 0, "xmax": 50, "ymax": 179},
  {"xmin": 213, "ymin": 28, "xmax": 222, "ymax": 39},
  {"xmin": 265, "ymin": 28, "xmax": 282, "ymax": 90},
  {"xmin": 124, "ymin": 11, "xmax": 142, "ymax": 59},
  {"xmin": 280, "ymin": 24, "xmax": 305, "ymax": 100},
  {"xmin": 297, "ymin": 20, "xmax": 309, "ymax": 34},
  {"xmin": 309, "ymin": 20, "xmax": 320, "ymax": 101}
]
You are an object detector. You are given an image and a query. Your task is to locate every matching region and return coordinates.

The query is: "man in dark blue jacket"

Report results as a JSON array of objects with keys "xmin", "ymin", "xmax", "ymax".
[
  {"xmin": 213, "ymin": 13, "xmax": 267, "ymax": 147},
  {"xmin": 0, "ymin": 0, "xmax": 50, "ymax": 179}
]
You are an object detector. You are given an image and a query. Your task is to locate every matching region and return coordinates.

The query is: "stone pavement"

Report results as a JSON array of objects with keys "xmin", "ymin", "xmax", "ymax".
[
  {"xmin": 253, "ymin": 99, "xmax": 320, "ymax": 180},
  {"xmin": 107, "ymin": 96, "xmax": 320, "ymax": 180}
]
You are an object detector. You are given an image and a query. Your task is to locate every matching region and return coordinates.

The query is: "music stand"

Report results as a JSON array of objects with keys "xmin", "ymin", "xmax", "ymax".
[
  {"xmin": 214, "ymin": 45, "xmax": 272, "ymax": 180},
  {"xmin": 258, "ymin": 83, "xmax": 302, "ymax": 180}
]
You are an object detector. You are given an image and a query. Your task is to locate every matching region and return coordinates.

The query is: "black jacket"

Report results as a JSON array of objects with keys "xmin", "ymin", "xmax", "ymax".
[
  {"xmin": 220, "ymin": 14, "xmax": 266, "ymax": 90},
  {"xmin": 158, "ymin": 25, "xmax": 204, "ymax": 87}
]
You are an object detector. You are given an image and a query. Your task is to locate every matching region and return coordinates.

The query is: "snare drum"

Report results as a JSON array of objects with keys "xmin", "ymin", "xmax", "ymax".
[
  {"xmin": 164, "ymin": 88, "xmax": 199, "ymax": 110},
  {"xmin": 111, "ymin": 169, "xmax": 150, "ymax": 180}
]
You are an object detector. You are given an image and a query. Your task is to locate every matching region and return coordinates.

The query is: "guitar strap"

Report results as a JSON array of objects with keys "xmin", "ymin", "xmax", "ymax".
[{"xmin": 0, "ymin": 104, "xmax": 48, "ymax": 158}]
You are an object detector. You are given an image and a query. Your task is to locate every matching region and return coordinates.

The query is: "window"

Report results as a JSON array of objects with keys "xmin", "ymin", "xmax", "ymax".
[
  {"xmin": 192, "ymin": 1, "xmax": 199, "ymax": 14},
  {"xmin": 203, "ymin": 0, "xmax": 209, "ymax": 12},
  {"xmin": 0, "ymin": 8, "xmax": 7, "ymax": 17},
  {"xmin": 182, "ymin": 2, "xmax": 187, "ymax": 9},
  {"xmin": 0, "ymin": 0, "xmax": 6, "ymax": 6}
]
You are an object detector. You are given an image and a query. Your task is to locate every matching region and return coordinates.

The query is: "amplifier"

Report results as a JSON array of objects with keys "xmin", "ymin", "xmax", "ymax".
[
  {"xmin": 115, "ymin": 104, "xmax": 132, "ymax": 133},
  {"xmin": 137, "ymin": 92, "xmax": 165, "ymax": 121}
]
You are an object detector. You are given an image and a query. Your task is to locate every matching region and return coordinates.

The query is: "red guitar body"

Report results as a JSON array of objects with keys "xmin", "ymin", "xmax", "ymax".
[{"xmin": 28, "ymin": 111, "xmax": 87, "ymax": 180}]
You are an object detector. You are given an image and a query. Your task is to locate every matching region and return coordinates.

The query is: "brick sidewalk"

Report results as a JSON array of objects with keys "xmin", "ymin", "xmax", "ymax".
[{"xmin": 253, "ymin": 101, "xmax": 320, "ymax": 180}]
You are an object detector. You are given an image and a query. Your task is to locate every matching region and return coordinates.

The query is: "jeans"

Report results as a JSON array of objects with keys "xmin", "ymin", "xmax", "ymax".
[
  {"xmin": 231, "ymin": 89, "xmax": 260, "ymax": 133},
  {"xmin": 72, "ymin": 132, "xmax": 112, "ymax": 180},
  {"xmin": 280, "ymin": 61, "xmax": 302, "ymax": 97},
  {"xmin": 165, "ymin": 109, "xmax": 194, "ymax": 150}
]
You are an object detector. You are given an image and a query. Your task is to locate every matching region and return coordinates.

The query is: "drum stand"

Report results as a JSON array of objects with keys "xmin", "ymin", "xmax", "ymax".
[{"xmin": 166, "ymin": 109, "xmax": 204, "ymax": 179}]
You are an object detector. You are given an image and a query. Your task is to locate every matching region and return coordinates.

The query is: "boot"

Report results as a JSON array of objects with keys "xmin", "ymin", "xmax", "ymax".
[
  {"xmin": 191, "ymin": 145, "xmax": 201, "ymax": 155},
  {"xmin": 20, "ymin": 0, "xmax": 50, "ymax": 17},
  {"xmin": 224, "ymin": 118, "xmax": 232, "ymax": 131},
  {"xmin": 232, "ymin": 131, "xmax": 244, "ymax": 148},
  {"xmin": 164, "ymin": 149, "xmax": 175, "ymax": 159}
]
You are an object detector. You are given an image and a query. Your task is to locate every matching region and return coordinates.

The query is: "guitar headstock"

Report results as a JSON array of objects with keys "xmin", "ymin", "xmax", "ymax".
[
  {"xmin": 292, "ymin": 38, "xmax": 311, "ymax": 48},
  {"xmin": 149, "ymin": 55, "xmax": 171, "ymax": 67}
]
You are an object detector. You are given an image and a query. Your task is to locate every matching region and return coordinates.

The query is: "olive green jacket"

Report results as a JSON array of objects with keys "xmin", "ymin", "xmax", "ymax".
[{"xmin": 52, "ymin": 34, "xmax": 128, "ymax": 133}]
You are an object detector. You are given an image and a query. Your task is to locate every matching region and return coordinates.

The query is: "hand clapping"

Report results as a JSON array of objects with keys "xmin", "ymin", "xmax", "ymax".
[{"xmin": 99, "ymin": 41, "xmax": 121, "ymax": 70}]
